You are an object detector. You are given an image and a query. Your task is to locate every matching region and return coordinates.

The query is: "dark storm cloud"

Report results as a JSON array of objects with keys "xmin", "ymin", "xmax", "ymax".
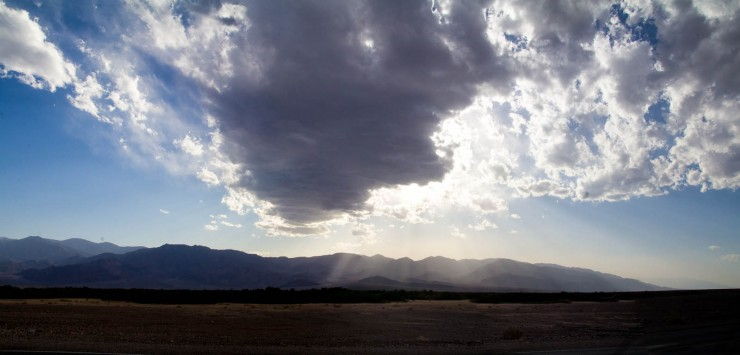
[{"xmin": 210, "ymin": 0, "xmax": 511, "ymax": 225}]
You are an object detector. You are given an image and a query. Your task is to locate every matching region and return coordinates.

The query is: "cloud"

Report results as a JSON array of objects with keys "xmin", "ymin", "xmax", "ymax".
[
  {"xmin": 127, "ymin": 0, "xmax": 249, "ymax": 90},
  {"xmin": 207, "ymin": 0, "xmax": 513, "ymax": 231},
  {"xmin": 709, "ymin": 245, "xmax": 721, "ymax": 251},
  {"xmin": 720, "ymin": 254, "xmax": 740, "ymax": 263},
  {"xmin": 4, "ymin": 0, "xmax": 740, "ymax": 238},
  {"xmin": 159, "ymin": 209, "xmax": 170, "ymax": 215},
  {"xmin": 204, "ymin": 214, "xmax": 242, "ymax": 231},
  {"xmin": 197, "ymin": 168, "xmax": 220, "ymax": 186},
  {"xmin": 373, "ymin": 0, "xmax": 740, "ymax": 212},
  {"xmin": 0, "ymin": 2, "xmax": 109, "ymax": 123},
  {"xmin": 67, "ymin": 74, "xmax": 105, "ymax": 118},
  {"xmin": 220, "ymin": 220, "xmax": 242, "ymax": 228},
  {"xmin": 468, "ymin": 219, "xmax": 498, "ymax": 232},
  {"xmin": 0, "ymin": 1, "xmax": 75, "ymax": 90},
  {"xmin": 351, "ymin": 222, "xmax": 377, "ymax": 241},
  {"xmin": 510, "ymin": 213, "xmax": 521, "ymax": 219},
  {"xmin": 174, "ymin": 134, "xmax": 204, "ymax": 157},
  {"xmin": 14, "ymin": 1, "xmax": 245, "ymax": 188},
  {"xmin": 331, "ymin": 222, "xmax": 379, "ymax": 252},
  {"xmin": 451, "ymin": 227, "xmax": 467, "ymax": 240}
]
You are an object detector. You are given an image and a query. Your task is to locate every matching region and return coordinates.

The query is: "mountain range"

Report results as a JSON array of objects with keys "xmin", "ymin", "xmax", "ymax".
[
  {"xmin": 0, "ymin": 236, "xmax": 664, "ymax": 292},
  {"xmin": 0, "ymin": 236, "xmax": 143, "ymax": 274}
]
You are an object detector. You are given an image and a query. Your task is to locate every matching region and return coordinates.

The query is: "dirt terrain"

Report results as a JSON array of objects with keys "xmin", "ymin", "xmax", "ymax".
[{"xmin": 0, "ymin": 292, "xmax": 738, "ymax": 353}]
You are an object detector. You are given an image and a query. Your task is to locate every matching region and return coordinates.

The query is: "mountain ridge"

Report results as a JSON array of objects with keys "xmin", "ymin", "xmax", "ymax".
[
  {"xmin": 10, "ymin": 242, "xmax": 666, "ymax": 292},
  {"xmin": 0, "ymin": 236, "xmax": 144, "ymax": 274}
]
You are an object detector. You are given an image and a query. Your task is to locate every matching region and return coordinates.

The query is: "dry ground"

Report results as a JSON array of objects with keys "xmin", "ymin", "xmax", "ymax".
[{"xmin": 0, "ymin": 293, "xmax": 738, "ymax": 354}]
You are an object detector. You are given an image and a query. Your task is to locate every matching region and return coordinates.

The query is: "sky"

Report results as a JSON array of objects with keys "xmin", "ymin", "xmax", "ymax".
[{"xmin": 0, "ymin": 0, "xmax": 739, "ymax": 288}]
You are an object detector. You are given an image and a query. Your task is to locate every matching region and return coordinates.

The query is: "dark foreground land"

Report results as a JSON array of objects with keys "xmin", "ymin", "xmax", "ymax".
[{"xmin": 0, "ymin": 288, "xmax": 738, "ymax": 354}]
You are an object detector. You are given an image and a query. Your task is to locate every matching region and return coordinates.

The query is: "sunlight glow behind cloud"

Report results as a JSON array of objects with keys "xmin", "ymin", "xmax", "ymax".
[{"xmin": 1, "ymin": 0, "xmax": 738, "ymax": 238}]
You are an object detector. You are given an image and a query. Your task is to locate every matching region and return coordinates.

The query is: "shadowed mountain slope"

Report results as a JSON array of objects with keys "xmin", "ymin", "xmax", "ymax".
[
  {"xmin": 16, "ymin": 244, "xmax": 664, "ymax": 292},
  {"xmin": 0, "ymin": 236, "xmax": 144, "ymax": 274},
  {"xmin": 0, "ymin": 236, "xmax": 143, "ymax": 262}
]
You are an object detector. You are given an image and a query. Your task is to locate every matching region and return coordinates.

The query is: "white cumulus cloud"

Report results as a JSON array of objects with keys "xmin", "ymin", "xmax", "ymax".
[{"xmin": 0, "ymin": 1, "xmax": 75, "ymax": 90}]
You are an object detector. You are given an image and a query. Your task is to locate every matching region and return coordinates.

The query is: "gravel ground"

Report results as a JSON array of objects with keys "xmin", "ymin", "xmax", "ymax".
[{"xmin": 0, "ymin": 292, "xmax": 738, "ymax": 354}]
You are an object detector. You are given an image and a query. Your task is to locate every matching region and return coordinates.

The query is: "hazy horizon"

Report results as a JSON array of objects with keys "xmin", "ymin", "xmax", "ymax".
[
  {"xmin": 1, "ymin": 0, "xmax": 739, "ymax": 289},
  {"xmin": 1, "ymin": 234, "xmax": 734, "ymax": 290}
]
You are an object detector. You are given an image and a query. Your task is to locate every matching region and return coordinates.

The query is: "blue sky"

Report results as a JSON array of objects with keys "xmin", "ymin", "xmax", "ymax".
[{"xmin": 1, "ymin": 0, "xmax": 739, "ymax": 288}]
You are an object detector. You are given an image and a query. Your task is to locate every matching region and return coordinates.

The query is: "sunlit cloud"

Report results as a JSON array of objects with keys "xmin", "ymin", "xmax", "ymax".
[
  {"xmin": 204, "ymin": 214, "xmax": 242, "ymax": 231},
  {"xmin": 468, "ymin": 219, "xmax": 498, "ymax": 232},
  {"xmin": 1, "ymin": 0, "xmax": 738, "ymax": 238}
]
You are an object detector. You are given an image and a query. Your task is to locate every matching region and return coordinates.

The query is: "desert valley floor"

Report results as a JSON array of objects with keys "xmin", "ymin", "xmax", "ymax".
[{"xmin": 1, "ymin": 290, "xmax": 739, "ymax": 354}]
